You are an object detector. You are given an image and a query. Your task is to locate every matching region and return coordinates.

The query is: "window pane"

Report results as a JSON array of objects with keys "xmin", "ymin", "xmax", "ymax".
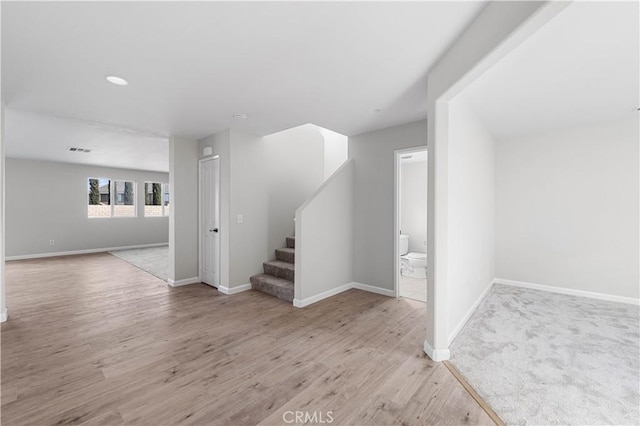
[
  {"xmin": 88, "ymin": 178, "xmax": 111, "ymax": 218},
  {"xmin": 144, "ymin": 182, "xmax": 163, "ymax": 217},
  {"xmin": 114, "ymin": 180, "xmax": 136, "ymax": 217},
  {"xmin": 163, "ymin": 183, "xmax": 170, "ymax": 217}
]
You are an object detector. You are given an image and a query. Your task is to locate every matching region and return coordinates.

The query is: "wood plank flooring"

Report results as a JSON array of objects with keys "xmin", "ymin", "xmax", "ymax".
[{"xmin": 1, "ymin": 253, "xmax": 495, "ymax": 425}]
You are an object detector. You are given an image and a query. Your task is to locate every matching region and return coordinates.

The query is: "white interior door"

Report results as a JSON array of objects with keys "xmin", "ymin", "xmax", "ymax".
[{"xmin": 199, "ymin": 157, "xmax": 220, "ymax": 287}]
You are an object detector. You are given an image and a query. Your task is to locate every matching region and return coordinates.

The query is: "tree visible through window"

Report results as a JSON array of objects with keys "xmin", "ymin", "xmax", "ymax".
[
  {"xmin": 145, "ymin": 182, "xmax": 167, "ymax": 217},
  {"xmin": 88, "ymin": 178, "xmax": 136, "ymax": 218},
  {"xmin": 114, "ymin": 181, "xmax": 136, "ymax": 217},
  {"xmin": 88, "ymin": 178, "xmax": 111, "ymax": 218}
]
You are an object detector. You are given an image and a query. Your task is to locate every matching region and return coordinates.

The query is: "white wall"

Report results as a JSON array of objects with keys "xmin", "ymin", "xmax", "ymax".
[
  {"xmin": 169, "ymin": 137, "xmax": 199, "ymax": 283},
  {"xmin": 263, "ymin": 124, "xmax": 325, "ymax": 261},
  {"xmin": 320, "ymin": 127, "xmax": 348, "ymax": 180},
  {"xmin": 0, "ymin": 103, "xmax": 6, "ymax": 322},
  {"xmin": 350, "ymin": 119, "xmax": 428, "ymax": 290},
  {"xmin": 295, "ymin": 159, "xmax": 354, "ymax": 303},
  {"xmin": 228, "ymin": 130, "xmax": 270, "ymax": 287},
  {"xmin": 0, "ymin": 8, "xmax": 6, "ymax": 322},
  {"xmin": 496, "ymin": 118, "xmax": 639, "ymax": 299},
  {"xmin": 424, "ymin": 1, "xmax": 565, "ymax": 359},
  {"xmin": 5, "ymin": 158, "xmax": 169, "ymax": 258},
  {"xmin": 401, "ymin": 160, "xmax": 427, "ymax": 253},
  {"xmin": 199, "ymin": 125, "xmax": 326, "ymax": 289},
  {"xmin": 446, "ymin": 98, "xmax": 495, "ymax": 344}
]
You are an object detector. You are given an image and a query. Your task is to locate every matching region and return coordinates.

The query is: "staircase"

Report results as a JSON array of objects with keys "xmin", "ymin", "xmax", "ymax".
[{"xmin": 250, "ymin": 236, "xmax": 295, "ymax": 302}]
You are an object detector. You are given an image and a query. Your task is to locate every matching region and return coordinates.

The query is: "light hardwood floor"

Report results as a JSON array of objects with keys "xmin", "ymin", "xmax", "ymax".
[{"xmin": 2, "ymin": 253, "xmax": 495, "ymax": 425}]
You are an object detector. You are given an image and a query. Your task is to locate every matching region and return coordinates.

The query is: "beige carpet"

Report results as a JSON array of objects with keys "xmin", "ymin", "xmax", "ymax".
[
  {"xmin": 450, "ymin": 284, "xmax": 640, "ymax": 425},
  {"xmin": 108, "ymin": 245, "xmax": 168, "ymax": 281}
]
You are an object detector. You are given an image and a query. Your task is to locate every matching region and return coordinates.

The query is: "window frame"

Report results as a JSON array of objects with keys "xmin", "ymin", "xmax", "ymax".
[
  {"xmin": 143, "ymin": 181, "xmax": 170, "ymax": 218},
  {"xmin": 163, "ymin": 183, "xmax": 170, "ymax": 217},
  {"xmin": 87, "ymin": 178, "xmax": 138, "ymax": 219},
  {"xmin": 87, "ymin": 177, "xmax": 112, "ymax": 219},
  {"xmin": 112, "ymin": 180, "xmax": 138, "ymax": 218}
]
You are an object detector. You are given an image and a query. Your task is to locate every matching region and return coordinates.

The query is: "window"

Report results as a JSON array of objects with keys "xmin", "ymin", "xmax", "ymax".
[
  {"xmin": 88, "ymin": 178, "xmax": 111, "ymax": 218},
  {"xmin": 145, "ymin": 182, "xmax": 170, "ymax": 217},
  {"xmin": 88, "ymin": 178, "xmax": 136, "ymax": 218},
  {"xmin": 113, "ymin": 180, "xmax": 136, "ymax": 217},
  {"xmin": 163, "ymin": 183, "xmax": 170, "ymax": 217}
]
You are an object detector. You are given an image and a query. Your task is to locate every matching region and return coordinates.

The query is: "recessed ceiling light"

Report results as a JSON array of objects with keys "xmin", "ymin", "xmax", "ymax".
[
  {"xmin": 372, "ymin": 108, "xmax": 382, "ymax": 114},
  {"xmin": 106, "ymin": 76, "xmax": 128, "ymax": 86},
  {"xmin": 233, "ymin": 114, "xmax": 248, "ymax": 120}
]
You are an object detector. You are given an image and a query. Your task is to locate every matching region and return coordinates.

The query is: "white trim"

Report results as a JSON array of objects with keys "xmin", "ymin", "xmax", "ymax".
[
  {"xmin": 6, "ymin": 243, "xmax": 169, "ymax": 261},
  {"xmin": 494, "ymin": 278, "xmax": 640, "ymax": 306},
  {"xmin": 448, "ymin": 280, "xmax": 494, "ymax": 346},
  {"xmin": 352, "ymin": 282, "xmax": 396, "ymax": 297},
  {"xmin": 0, "ymin": 308, "xmax": 7, "ymax": 323},
  {"xmin": 218, "ymin": 283, "xmax": 251, "ymax": 295},
  {"xmin": 423, "ymin": 339, "xmax": 450, "ymax": 362},
  {"xmin": 167, "ymin": 276, "xmax": 200, "ymax": 287},
  {"xmin": 293, "ymin": 282, "xmax": 353, "ymax": 307},
  {"xmin": 293, "ymin": 281, "xmax": 395, "ymax": 308}
]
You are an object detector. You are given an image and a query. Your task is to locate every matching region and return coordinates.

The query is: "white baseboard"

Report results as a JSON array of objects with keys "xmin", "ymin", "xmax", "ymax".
[
  {"xmin": 293, "ymin": 281, "xmax": 394, "ymax": 308},
  {"xmin": 6, "ymin": 243, "xmax": 169, "ymax": 261},
  {"xmin": 494, "ymin": 278, "xmax": 640, "ymax": 306},
  {"xmin": 293, "ymin": 282, "xmax": 353, "ymax": 307},
  {"xmin": 448, "ymin": 280, "xmax": 494, "ymax": 346},
  {"xmin": 0, "ymin": 308, "xmax": 7, "ymax": 323},
  {"xmin": 167, "ymin": 276, "xmax": 200, "ymax": 287},
  {"xmin": 352, "ymin": 282, "xmax": 396, "ymax": 297},
  {"xmin": 218, "ymin": 283, "xmax": 251, "ymax": 295},
  {"xmin": 423, "ymin": 339, "xmax": 450, "ymax": 362}
]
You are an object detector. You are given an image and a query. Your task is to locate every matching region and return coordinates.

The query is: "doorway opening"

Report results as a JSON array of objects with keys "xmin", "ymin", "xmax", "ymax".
[
  {"xmin": 199, "ymin": 156, "xmax": 221, "ymax": 288},
  {"xmin": 394, "ymin": 147, "xmax": 427, "ymax": 302}
]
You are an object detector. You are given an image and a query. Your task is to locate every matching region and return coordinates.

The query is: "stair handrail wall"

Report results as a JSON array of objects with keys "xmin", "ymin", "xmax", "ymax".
[{"xmin": 294, "ymin": 159, "xmax": 355, "ymax": 305}]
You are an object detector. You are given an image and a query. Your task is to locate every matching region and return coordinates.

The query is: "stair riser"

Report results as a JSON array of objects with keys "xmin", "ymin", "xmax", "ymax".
[
  {"xmin": 286, "ymin": 237, "xmax": 295, "ymax": 249},
  {"xmin": 275, "ymin": 249, "xmax": 294, "ymax": 263},
  {"xmin": 263, "ymin": 263, "xmax": 294, "ymax": 281},
  {"xmin": 250, "ymin": 276, "xmax": 294, "ymax": 302}
]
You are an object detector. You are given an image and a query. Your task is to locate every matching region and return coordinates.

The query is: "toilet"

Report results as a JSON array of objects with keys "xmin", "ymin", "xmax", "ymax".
[{"xmin": 399, "ymin": 234, "xmax": 427, "ymax": 279}]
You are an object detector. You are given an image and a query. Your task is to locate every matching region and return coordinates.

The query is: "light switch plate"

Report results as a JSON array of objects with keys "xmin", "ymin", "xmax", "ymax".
[{"xmin": 237, "ymin": 214, "xmax": 243, "ymax": 224}]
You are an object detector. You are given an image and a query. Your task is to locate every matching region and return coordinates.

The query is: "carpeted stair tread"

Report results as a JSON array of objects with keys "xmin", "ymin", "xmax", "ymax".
[
  {"xmin": 263, "ymin": 260, "xmax": 294, "ymax": 281},
  {"xmin": 275, "ymin": 248, "xmax": 295, "ymax": 263},
  {"xmin": 251, "ymin": 236, "xmax": 296, "ymax": 303},
  {"xmin": 286, "ymin": 237, "xmax": 295, "ymax": 249},
  {"xmin": 250, "ymin": 274, "xmax": 294, "ymax": 302}
]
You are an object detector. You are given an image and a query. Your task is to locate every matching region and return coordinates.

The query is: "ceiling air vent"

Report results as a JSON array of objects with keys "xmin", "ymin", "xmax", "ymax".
[{"xmin": 68, "ymin": 147, "xmax": 92, "ymax": 153}]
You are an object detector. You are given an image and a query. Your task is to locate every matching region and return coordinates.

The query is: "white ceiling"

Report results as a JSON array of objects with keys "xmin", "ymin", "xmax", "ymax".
[
  {"xmin": 462, "ymin": 1, "xmax": 639, "ymax": 140},
  {"xmin": 2, "ymin": 1, "xmax": 486, "ymax": 142},
  {"xmin": 4, "ymin": 109, "xmax": 169, "ymax": 172}
]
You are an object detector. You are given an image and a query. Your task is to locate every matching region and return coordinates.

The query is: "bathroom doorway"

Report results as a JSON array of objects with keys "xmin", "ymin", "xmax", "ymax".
[{"xmin": 394, "ymin": 147, "xmax": 427, "ymax": 302}]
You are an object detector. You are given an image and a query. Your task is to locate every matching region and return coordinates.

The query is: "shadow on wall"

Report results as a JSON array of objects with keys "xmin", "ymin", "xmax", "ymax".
[{"xmin": 262, "ymin": 123, "xmax": 348, "ymax": 255}]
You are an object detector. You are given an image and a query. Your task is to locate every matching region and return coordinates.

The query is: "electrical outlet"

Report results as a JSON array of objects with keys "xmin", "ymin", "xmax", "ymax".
[
  {"xmin": 49, "ymin": 240, "xmax": 55, "ymax": 245},
  {"xmin": 237, "ymin": 214, "xmax": 243, "ymax": 224}
]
